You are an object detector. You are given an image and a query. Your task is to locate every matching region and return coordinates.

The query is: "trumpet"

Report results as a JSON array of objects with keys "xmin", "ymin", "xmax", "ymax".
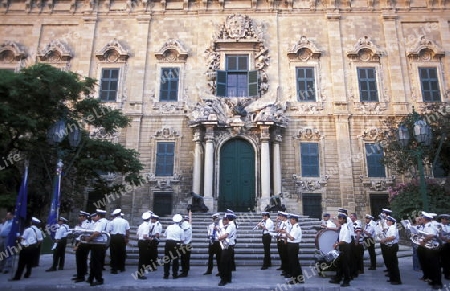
[{"xmin": 253, "ymin": 219, "xmax": 265, "ymax": 230}]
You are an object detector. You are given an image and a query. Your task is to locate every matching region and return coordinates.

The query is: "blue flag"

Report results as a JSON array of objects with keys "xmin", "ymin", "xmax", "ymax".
[
  {"xmin": 7, "ymin": 164, "xmax": 29, "ymax": 253},
  {"xmin": 47, "ymin": 161, "xmax": 62, "ymax": 240}
]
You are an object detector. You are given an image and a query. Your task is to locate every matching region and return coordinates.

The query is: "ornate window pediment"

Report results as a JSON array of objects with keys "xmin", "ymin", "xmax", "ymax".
[
  {"xmin": 95, "ymin": 38, "xmax": 130, "ymax": 63},
  {"xmin": 0, "ymin": 40, "xmax": 27, "ymax": 63},
  {"xmin": 347, "ymin": 36, "xmax": 381, "ymax": 62},
  {"xmin": 37, "ymin": 39, "xmax": 73, "ymax": 63},
  {"xmin": 287, "ymin": 36, "xmax": 322, "ymax": 61},
  {"xmin": 358, "ymin": 126, "xmax": 385, "ymax": 141},
  {"xmin": 154, "ymin": 127, "xmax": 181, "ymax": 139},
  {"xmin": 155, "ymin": 39, "xmax": 188, "ymax": 62},
  {"xmin": 406, "ymin": 35, "xmax": 445, "ymax": 61}
]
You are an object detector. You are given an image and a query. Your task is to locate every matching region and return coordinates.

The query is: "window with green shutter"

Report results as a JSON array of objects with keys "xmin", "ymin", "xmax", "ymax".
[
  {"xmin": 357, "ymin": 67, "xmax": 378, "ymax": 102},
  {"xmin": 100, "ymin": 68, "xmax": 119, "ymax": 102},
  {"xmin": 216, "ymin": 55, "xmax": 259, "ymax": 97},
  {"xmin": 419, "ymin": 67, "xmax": 441, "ymax": 102}
]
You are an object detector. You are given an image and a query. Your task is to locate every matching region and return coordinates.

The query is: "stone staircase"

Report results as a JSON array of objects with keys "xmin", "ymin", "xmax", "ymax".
[{"xmin": 122, "ymin": 212, "xmax": 413, "ymax": 268}]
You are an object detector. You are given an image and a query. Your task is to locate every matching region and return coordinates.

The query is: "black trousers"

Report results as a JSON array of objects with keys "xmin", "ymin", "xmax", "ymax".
[
  {"xmin": 354, "ymin": 242, "xmax": 364, "ymax": 274},
  {"xmin": 380, "ymin": 243, "xmax": 388, "ymax": 269},
  {"xmin": 164, "ymin": 240, "xmax": 180, "ymax": 277},
  {"xmin": 384, "ymin": 243, "xmax": 401, "ymax": 283},
  {"xmin": 417, "ymin": 245, "xmax": 428, "ymax": 279},
  {"xmin": 425, "ymin": 247, "xmax": 442, "ymax": 286},
  {"xmin": 32, "ymin": 244, "xmax": 41, "ymax": 267},
  {"xmin": 75, "ymin": 243, "xmax": 90, "ymax": 279},
  {"xmin": 262, "ymin": 234, "xmax": 272, "ymax": 267},
  {"xmin": 206, "ymin": 241, "xmax": 221, "ymax": 273},
  {"xmin": 287, "ymin": 243, "xmax": 303, "ymax": 280},
  {"xmin": 277, "ymin": 240, "xmax": 288, "ymax": 272},
  {"xmin": 219, "ymin": 246, "xmax": 234, "ymax": 283},
  {"xmin": 52, "ymin": 238, "xmax": 67, "ymax": 269},
  {"xmin": 89, "ymin": 245, "xmax": 105, "ymax": 283},
  {"xmin": 334, "ymin": 242, "xmax": 351, "ymax": 284},
  {"xmin": 14, "ymin": 245, "xmax": 35, "ymax": 279},
  {"xmin": 364, "ymin": 237, "xmax": 376, "ymax": 268},
  {"xmin": 110, "ymin": 234, "xmax": 126, "ymax": 272},
  {"xmin": 180, "ymin": 243, "xmax": 192, "ymax": 274},
  {"xmin": 137, "ymin": 240, "xmax": 151, "ymax": 273},
  {"xmin": 148, "ymin": 241, "xmax": 159, "ymax": 270},
  {"xmin": 441, "ymin": 243, "xmax": 450, "ymax": 278}
]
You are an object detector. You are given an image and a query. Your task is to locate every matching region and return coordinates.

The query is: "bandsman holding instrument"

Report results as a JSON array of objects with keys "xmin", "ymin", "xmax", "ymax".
[
  {"xmin": 438, "ymin": 214, "xmax": 450, "ymax": 280},
  {"xmin": 72, "ymin": 211, "xmax": 91, "ymax": 283},
  {"xmin": 204, "ymin": 213, "xmax": 221, "ymax": 275},
  {"xmin": 275, "ymin": 211, "xmax": 289, "ymax": 276},
  {"xmin": 363, "ymin": 214, "xmax": 377, "ymax": 270},
  {"xmin": 256, "ymin": 212, "xmax": 274, "ymax": 270},
  {"xmin": 380, "ymin": 216, "xmax": 402, "ymax": 285},
  {"xmin": 149, "ymin": 213, "xmax": 162, "ymax": 271},
  {"xmin": 217, "ymin": 212, "xmax": 237, "ymax": 286},
  {"xmin": 136, "ymin": 212, "xmax": 151, "ymax": 280},
  {"xmin": 30, "ymin": 217, "xmax": 43, "ymax": 268},
  {"xmin": 420, "ymin": 211, "xmax": 442, "ymax": 289},
  {"xmin": 163, "ymin": 214, "xmax": 184, "ymax": 279},
  {"xmin": 85, "ymin": 209, "xmax": 108, "ymax": 286},
  {"xmin": 285, "ymin": 214, "xmax": 304, "ymax": 285},
  {"xmin": 180, "ymin": 212, "xmax": 192, "ymax": 277},
  {"xmin": 329, "ymin": 212, "xmax": 351, "ymax": 287},
  {"xmin": 9, "ymin": 220, "xmax": 39, "ymax": 281}
]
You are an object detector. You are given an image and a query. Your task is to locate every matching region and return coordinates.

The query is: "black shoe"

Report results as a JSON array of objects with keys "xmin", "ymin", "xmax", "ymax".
[
  {"xmin": 433, "ymin": 285, "xmax": 443, "ymax": 290},
  {"xmin": 329, "ymin": 279, "xmax": 340, "ymax": 284},
  {"xmin": 74, "ymin": 278, "xmax": 85, "ymax": 283},
  {"xmin": 341, "ymin": 282, "xmax": 350, "ymax": 287},
  {"xmin": 368, "ymin": 267, "xmax": 376, "ymax": 270},
  {"xmin": 24, "ymin": 273, "xmax": 30, "ymax": 278},
  {"xmin": 445, "ymin": 276, "xmax": 450, "ymax": 280},
  {"xmin": 3, "ymin": 270, "xmax": 9, "ymax": 274},
  {"xmin": 178, "ymin": 273, "xmax": 188, "ymax": 278},
  {"xmin": 383, "ymin": 269, "xmax": 388, "ymax": 272},
  {"xmin": 110, "ymin": 270, "xmax": 118, "ymax": 274},
  {"xmin": 203, "ymin": 271, "xmax": 212, "ymax": 275},
  {"xmin": 46, "ymin": 268, "xmax": 56, "ymax": 272},
  {"xmin": 163, "ymin": 275, "xmax": 169, "ymax": 279},
  {"xmin": 218, "ymin": 280, "xmax": 227, "ymax": 286},
  {"xmin": 391, "ymin": 282, "xmax": 402, "ymax": 285},
  {"xmin": 276, "ymin": 267, "xmax": 283, "ymax": 270},
  {"xmin": 172, "ymin": 274, "xmax": 179, "ymax": 279},
  {"xmin": 261, "ymin": 266, "xmax": 268, "ymax": 270},
  {"xmin": 120, "ymin": 269, "xmax": 126, "ymax": 272},
  {"xmin": 9, "ymin": 277, "xmax": 20, "ymax": 281},
  {"xmin": 90, "ymin": 281, "xmax": 104, "ymax": 286},
  {"xmin": 58, "ymin": 267, "xmax": 64, "ymax": 270},
  {"xmin": 137, "ymin": 275, "xmax": 147, "ymax": 280},
  {"xmin": 215, "ymin": 273, "xmax": 220, "ymax": 277}
]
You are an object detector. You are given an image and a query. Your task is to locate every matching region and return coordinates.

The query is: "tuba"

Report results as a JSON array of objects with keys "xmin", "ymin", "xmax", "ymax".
[
  {"xmin": 410, "ymin": 230, "xmax": 440, "ymax": 250},
  {"xmin": 216, "ymin": 226, "xmax": 229, "ymax": 250},
  {"xmin": 68, "ymin": 229, "xmax": 111, "ymax": 248}
]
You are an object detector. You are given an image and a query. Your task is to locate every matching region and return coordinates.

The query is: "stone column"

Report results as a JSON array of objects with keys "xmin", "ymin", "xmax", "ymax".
[
  {"xmin": 259, "ymin": 124, "xmax": 271, "ymax": 211},
  {"xmin": 192, "ymin": 128, "xmax": 202, "ymax": 195},
  {"xmin": 273, "ymin": 134, "xmax": 282, "ymax": 196},
  {"xmin": 203, "ymin": 124, "xmax": 216, "ymax": 211}
]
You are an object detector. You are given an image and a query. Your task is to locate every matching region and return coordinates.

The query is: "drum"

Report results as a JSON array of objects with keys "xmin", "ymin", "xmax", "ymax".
[{"xmin": 315, "ymin": 228, "xmax": 339, "ymax": 254}]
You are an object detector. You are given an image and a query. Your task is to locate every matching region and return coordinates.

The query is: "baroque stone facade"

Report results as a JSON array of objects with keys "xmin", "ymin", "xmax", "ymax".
[{"xmin": 1, "ymin": 0, "xmax": 449, "ymax": 221}]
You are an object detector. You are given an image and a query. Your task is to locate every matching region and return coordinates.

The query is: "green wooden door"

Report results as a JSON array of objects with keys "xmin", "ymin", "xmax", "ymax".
[{"xmin": 219, "ymin": 139, "xmax": 255, "ymax": 212}]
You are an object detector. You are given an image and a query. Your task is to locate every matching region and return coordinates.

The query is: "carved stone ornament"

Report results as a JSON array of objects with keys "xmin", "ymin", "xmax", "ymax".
[
  {"xmin": 357, "ymin": 126, "xmax": 384, "ymax": 141},
  {"xmin": 95, "ymin": 38, "xmax": 130, "ymax": 62},
  {"xmin": 406, "ymin": 35, "xmax": 445, "ymax": 61},
  {"xmin": 287, "ymin": 36, "xmax": 322, "ymax": 61},
  {"xmin": 0, "ymin": 40, "xmax": 27, "ymax": 63},
  {"xmin": 347, "ymin": 36, "xmax": 381, "ymax": 62},
  {"xmin": 155, "ymin": 39, "xmax": 189, "ymax": 62},
  {"xmin": 293, "ymin": 127, "xmax": 323, "ymax": 140},
  {"xmin": 90, "ymin": 127, "xmax": 119, "ymax": 141},
  {"xmin": 353, "ymin": 102, "xmax": 388, "ymax": 114},
  {"xmin": 154, "ymin": 127, "xmax": 180, "ymax": 139},
  {"xmin": 37, "ymin": 39, "xmax": 73, "ymax": 63},
  {"xmin": 215, "ymin": 14, "xmax": 264, "ymax": 41},
  {"xmin": 360, "ymin": 175, "xmax": 396, "ymax": 192},
  {"xmin": 293, "ymin": 174, "xmax": 329, "ymax": 193}
]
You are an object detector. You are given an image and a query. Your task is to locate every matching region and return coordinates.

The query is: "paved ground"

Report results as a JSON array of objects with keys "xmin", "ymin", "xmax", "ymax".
[{"xmin": 1, "ymin": 252, "xmax": 449, "ymax": 290}]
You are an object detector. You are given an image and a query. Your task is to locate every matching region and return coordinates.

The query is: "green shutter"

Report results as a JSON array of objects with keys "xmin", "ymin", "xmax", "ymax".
[
  {"xmin": 248, "ymin": 70, "xmax": 259, "ymax": 97},
  {"xmin": 216, "ymin": 70, "xmax": 227, "ymax": 97}
]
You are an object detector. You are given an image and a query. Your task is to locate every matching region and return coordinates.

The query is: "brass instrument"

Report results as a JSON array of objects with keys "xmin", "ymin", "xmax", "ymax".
[
  {"xmin": 216, "ymin": 226, "xmax": 230, "ymax": 250},
  {"xmin": 437, "ymin": 224, "xmax": 450, "ymax": 243},
  {"xmin": 68, "ymin": 229, "xmax": 111, "ymax": 247},
  {"xmin": 252, "ymin": 219, "xmax": 265, "ymax": 230},
  {"xmin": 401, "ymin": 221, "xmax": 440, "ymax": 250}
]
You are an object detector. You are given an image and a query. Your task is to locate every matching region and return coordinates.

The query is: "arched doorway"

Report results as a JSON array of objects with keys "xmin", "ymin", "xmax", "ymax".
[{"xmin": 218, "ymin": 138, "xmax": 255, "ymax": 212}]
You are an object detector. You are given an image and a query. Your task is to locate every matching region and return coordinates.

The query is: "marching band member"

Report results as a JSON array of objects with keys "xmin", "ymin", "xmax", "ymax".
[
  {"xmin": 180, "ymin": 212, "xmax": 193, "ymax": 277},
  {"xmin": 258, "ymin": 212, "xmax": 274, "ymax": 270},
  {"xmin": 30, "ymin": 217, "xmax": 43, "ymax": 267},
  {"xmin": 163, "ymin": 214, "xmax": 184, "ymax": 279},
  {"xmin": 285, "ymin": 214, "xmax": 304, "ymax": 285},
  {"xmin": 72, "ymin": 211, "xmax": 91, "ymax": 283},
  {"xmin": 109, "ymin": 208, "xmax": 130, "ymax": 274},
  {"xmin": 275, "ymin": 212, "xmax": 289, "ymax": 276},
  {"xmin": 363, "ymin": 214, "xmax": 377, "ymax": 270},
  {"xmin": 85, "ymin": 209, "xmax": 108, "ymax": 286},
  {"xmin": 329, "ymin": 213, "xmax": 351, "ymax": 287},
  {"xmin": 321, "ymin": 213, "xmax": 336, "ymax": 229},
  {"xmin": 421, "ymin": 212, "xmax": 442, "ymax": 289},
  {"xmin": 438, "ymin": 214, "xmax": 450, "ymax": 280},
  {"xmin": 377, "ymin": 208, "xmax": 392, "ymax": 273},
  {"xmin": 46, "ymin": 217, "xmax": 69, "ymax": 272},
  {"xmin": 350, "ymin": 213, "xmax": 364, "ymax": 276},
  {"xmin": 136, "ymin": 212, "xmax": 151, "ymax": 280},
  {"xmin": 9, "ymin": 220, "xmax": 38, "ymax": 281},
  {"xmin": 149, "ymin": 213, "xmax": 162, "ymax": 271},
  {"xmin": 217, "ymin": 212, "xmax": 237, "ymax": 286},
  {"xmin": 204, "ymin": 213, "xmax": 221, "ymax": 275},
  {"xmin": 380, "ymin": 216, "xmax": 402, "ymax": 285}
]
